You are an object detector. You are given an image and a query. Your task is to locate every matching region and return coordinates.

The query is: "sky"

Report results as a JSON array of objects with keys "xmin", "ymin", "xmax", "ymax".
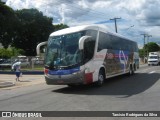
[{"xmin": 3, "ymin": 0, "xmax": 160, "ymax": 48}]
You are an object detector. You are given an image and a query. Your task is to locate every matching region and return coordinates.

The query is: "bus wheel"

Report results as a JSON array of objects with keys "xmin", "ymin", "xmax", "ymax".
[
  {"xmin": 96, "ymin": 69, "xmax": 105, "ymax": 86},
  {"xmin": 128, "ymin": 65, "xmax": 134, "ymax": 75}
]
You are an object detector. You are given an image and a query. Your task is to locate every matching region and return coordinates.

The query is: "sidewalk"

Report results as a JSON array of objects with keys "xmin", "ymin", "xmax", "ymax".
[{"xmin": 0, "ymin": 74, "xmax": 45, "ymax": 89}]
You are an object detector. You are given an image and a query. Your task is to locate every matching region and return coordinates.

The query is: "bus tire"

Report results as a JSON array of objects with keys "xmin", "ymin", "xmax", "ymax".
[
  {"xmin": 134, "ymin": 64, "xmax": 136, "ymax": 72},
  {"xmin": 128, "ymin": 65, "xmax": 133, "ymax": 75},
  {"xmin": 96, "ymin": 69, "xmax": 105, "ymax": 86}
]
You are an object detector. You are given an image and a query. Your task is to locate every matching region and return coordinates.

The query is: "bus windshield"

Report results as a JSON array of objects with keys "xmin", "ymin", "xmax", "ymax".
[{"xmin": 45, "ymin": 31, "xmax": 85, "ymax": 69}]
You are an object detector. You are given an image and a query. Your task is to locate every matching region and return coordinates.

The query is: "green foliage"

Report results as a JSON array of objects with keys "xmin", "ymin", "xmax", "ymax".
[
  {"xmin": 12, "ymin": 9, "xmax": 54, "ymax": 56},
  {"xmin": 0, "ymin": 5, "xmax": 69, "ymax": 56},
  {"xmin": 138, "ymin": 49, "xmax": 144, "ymax": 58},
  {"xmin": 144, "ymin": 42, "xmax": 160, "ymax": 52},
  {"xmin": 0, "ymin": 48, "xmax": 24, "ymax": 58},
  {"xmin": 140, "ymin": 42, "xmax": 160, "ymax": 57},
  {"xmin": 0, "ymin": 48, "xmax": 11, "ymax": 58},
  {"xmin": 54, "ymin": 24, "xmax": 69, "ymax": 31},
  {"xmin": 0, "ymin": 3, "xmax": 19, "ymax": 48}
]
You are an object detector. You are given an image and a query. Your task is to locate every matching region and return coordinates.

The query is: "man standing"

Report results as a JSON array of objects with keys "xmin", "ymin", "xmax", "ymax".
[{"xmin": 12, "ymin": 62, "xmax": 21, "ymax": 81}]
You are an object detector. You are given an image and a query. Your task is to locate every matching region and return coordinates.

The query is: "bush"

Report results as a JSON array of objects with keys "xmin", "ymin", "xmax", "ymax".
[{"xmin": 0, "ymin": 47, "xmax": 24, "ymax": 58}]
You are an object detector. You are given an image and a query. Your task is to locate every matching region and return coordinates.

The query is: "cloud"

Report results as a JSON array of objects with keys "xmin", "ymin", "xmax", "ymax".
[
  {"xmin": 141, "ymin": 0, "xmax": 160, "ymax": 26},
  {"xmin": 5, "ymin": 0, "xmax": 160, "ymax": 47}
]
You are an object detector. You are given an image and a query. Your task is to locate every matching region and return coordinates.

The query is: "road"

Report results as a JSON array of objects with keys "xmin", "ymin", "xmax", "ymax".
[{"xmin": 0, "ymin": 65, "xmax": 160, "ymax": 119}]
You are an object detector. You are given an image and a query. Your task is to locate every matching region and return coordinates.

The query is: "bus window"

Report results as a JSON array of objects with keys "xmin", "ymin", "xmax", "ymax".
[
  {"xmin": 84, "ymin": 38, "xmax": 95, "ymax": 63},
  {"xmin": 98, "ymin": 32, "xmax": 113, "ymax": 52}
]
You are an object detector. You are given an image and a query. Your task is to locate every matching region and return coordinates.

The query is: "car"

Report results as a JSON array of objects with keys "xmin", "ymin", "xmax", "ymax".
[
  {"xmin": 15, "ymin": 56, "xmax": 30, "ymax": 67},
  {"xmin": 0, "ymin": 59, "xmax": 5, "ymax": 64},
  {"xmin": 34, "ymin": 60, "xmax": 44, "ymax": 65},
  {"xmin": 0, "ymin": 59, "xmax": 12, "ymax": 69},
  {"xmin": 32, "ymin": 56, "xmax": 44, "ymax": 65},
  {"xmin": 20, "ymin": 61, "xmax": 30, "ymax": 67}
]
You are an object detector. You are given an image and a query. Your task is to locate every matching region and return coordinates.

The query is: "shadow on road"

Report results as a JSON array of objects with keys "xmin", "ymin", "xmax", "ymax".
[{"xmin": 53, "ymin": 73, "xmax": 160, "ymax": 97}]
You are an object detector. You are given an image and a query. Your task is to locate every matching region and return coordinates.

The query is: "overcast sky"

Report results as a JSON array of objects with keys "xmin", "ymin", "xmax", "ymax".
[{"xmin": 3, "ymin": 0, "xmax": 160, "ymax": 48}]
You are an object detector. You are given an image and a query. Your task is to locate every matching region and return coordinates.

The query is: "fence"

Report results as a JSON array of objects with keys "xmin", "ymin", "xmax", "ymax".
[{"xmin": 0, "ymin": 56, "xmax": 44, "ymax": 71}]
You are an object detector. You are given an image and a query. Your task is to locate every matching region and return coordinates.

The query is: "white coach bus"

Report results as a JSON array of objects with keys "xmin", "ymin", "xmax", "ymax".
[{"xmin": 37, "ymin": 25, "xmax": 139, "ymax": 86}]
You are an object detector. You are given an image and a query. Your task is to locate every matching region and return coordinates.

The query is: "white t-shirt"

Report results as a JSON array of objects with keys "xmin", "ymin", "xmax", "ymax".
[{"xmin": 12, "ymin": 62, "xmax": 21, "ymax": 72}]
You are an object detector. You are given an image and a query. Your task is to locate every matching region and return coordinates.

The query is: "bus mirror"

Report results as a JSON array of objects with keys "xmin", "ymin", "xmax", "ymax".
[
  {"xmin": 79, "ymin": 36, "xmax": 92, "ymax": 50},
  {"xmin": 36, "ymin": 41, "xmax": 47, "ymax": 56},
  {"xmin": 43, "ymin": 47, "xmax": 46, "ymax": 52}
]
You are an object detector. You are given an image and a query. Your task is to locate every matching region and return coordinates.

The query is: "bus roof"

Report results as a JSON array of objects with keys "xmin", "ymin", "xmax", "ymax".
[
  {"xmin": 50, "ymin": 24, "xmax": 135, "ymax": 43},
  {"xmin": 50, "ymin": 25, "xmax": 107, "ymax": 36}
]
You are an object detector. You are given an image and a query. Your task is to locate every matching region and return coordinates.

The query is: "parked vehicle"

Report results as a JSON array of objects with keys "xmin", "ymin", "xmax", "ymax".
[
  {"xmin": 0, "ymin": 56, "xmax": 30, "ymax": 69},
  {"xmin": 17, "ymin": 56, "xmax": 30, "ymax": 67},
  {"xmin": 32, "ymin": 56, "xmax": 44, "ymax": 65},
  {"xmin": 0, "ymin": 59, "xmax": 12, "ymax": 69},
  {"xmin": 34, "ymin": 60, "xmax": 44, "ymax": 65},
  {"xmin": 0, "ymin": 59, "xmax": 5, "ymax": 64},
  {"xmin": 148, "ymin": 52, "xmax": 160, "ymax": 66}
]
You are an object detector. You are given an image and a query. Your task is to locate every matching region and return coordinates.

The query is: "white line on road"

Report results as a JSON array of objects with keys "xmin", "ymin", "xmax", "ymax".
[
  {"xmin": 138, "ymin": 68, "xmax": 153, "ymax": 73},
  {"xmin": 148, "ymin": 71, "xmax": 156, "ymax": 74}
]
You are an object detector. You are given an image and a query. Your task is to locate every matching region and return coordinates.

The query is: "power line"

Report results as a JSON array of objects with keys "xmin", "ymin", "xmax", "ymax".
[
  {"xmin": 61, "ymin": 0, "xmax": 108, "ymax": 17},
  {"xmin": 42, "ymin": 0, "xmax": 110, "ymax": 21}
]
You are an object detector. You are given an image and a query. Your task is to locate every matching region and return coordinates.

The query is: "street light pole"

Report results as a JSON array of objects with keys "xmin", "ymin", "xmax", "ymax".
[
  {"xmin": 110, "ymin": 17, "xmax": 121, "ymax": 33},
  {"xmin": 126, "ymin": 25, "xmax": 134, "ymax": 30}
]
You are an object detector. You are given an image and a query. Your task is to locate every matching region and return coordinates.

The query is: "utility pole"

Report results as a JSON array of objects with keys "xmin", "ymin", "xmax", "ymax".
[
  {"xmin": 141, "ymin": 33, "xmax": 148, "ymax": 63},
  {"xmin": 110, "ymin": 17, "xmax": 121, "ymax": 33},
  {"xmin": 146, "ymin": 35, "xmax": 152, "ymax": 43},
  {"xmin": 146, "ymin": 35, "xmax": 152, "ymax": 58},
  {"xmin": 141, "ymin": 34, "xmax": 147, "ymax": 47}
]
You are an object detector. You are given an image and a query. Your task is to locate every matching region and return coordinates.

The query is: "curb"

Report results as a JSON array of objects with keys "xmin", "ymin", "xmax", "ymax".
[{"xmin": 0, "ymin": 82, "xmax": 15, "ymax": 88}]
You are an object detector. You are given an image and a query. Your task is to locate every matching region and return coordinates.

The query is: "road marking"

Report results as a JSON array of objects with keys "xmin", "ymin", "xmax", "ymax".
[
  {"xmin": 148, "ymin": 71, "xmax": 156, "ymax": 74},
  {"xmin": 138, "ymin": 68, "xmax": 153, "ymax": 73}
]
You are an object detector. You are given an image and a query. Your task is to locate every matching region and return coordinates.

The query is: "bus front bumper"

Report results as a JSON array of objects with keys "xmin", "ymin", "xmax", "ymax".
[{"xmin": 45, "ymin": 71, "xmax": 85, "ymax": 85}]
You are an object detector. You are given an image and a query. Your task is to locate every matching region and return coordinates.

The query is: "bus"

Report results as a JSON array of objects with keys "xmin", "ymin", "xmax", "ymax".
[{"xmin": 36, "ymin": 25, "xmax": 139, "ymax": 86}]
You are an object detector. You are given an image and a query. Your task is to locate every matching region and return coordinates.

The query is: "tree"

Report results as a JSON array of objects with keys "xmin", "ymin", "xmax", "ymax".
[
  {"xmin": 140, "ymin": 42, "xmax": 160, "ymax": 57},
  {"xmin": 54, "ymin": 24, "xmax": 69, "ymax": 31},
  {"xmin": 138, "ymin": 49, "xmax": 144, "ymax": 58},
  {"xmin": 0, "ymin": 2, "xmax": 18, "ymax": 48},
  {"xmin": 139, "ymin": 42, "xmax": 159, "ymax": 64},
  {"xmin": 13, "ymin": 9, "xmax": 54, "ymax": 56},
  {"xmin": 0, "ymin": 5, "xmax": 69, "ymax": 56},
  {"xmin": 0, "ymin": 48, "xmax": 24, "ymax": 58},
  {"xmin": 144, "ymin": 42, "xmax": 160, "ymax": 52}
]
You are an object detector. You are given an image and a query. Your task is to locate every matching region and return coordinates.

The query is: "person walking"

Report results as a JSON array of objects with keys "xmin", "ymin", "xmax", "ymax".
[{"xmin": 12, "ymin": 61, "xmax": 22, "ymax": 81}]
